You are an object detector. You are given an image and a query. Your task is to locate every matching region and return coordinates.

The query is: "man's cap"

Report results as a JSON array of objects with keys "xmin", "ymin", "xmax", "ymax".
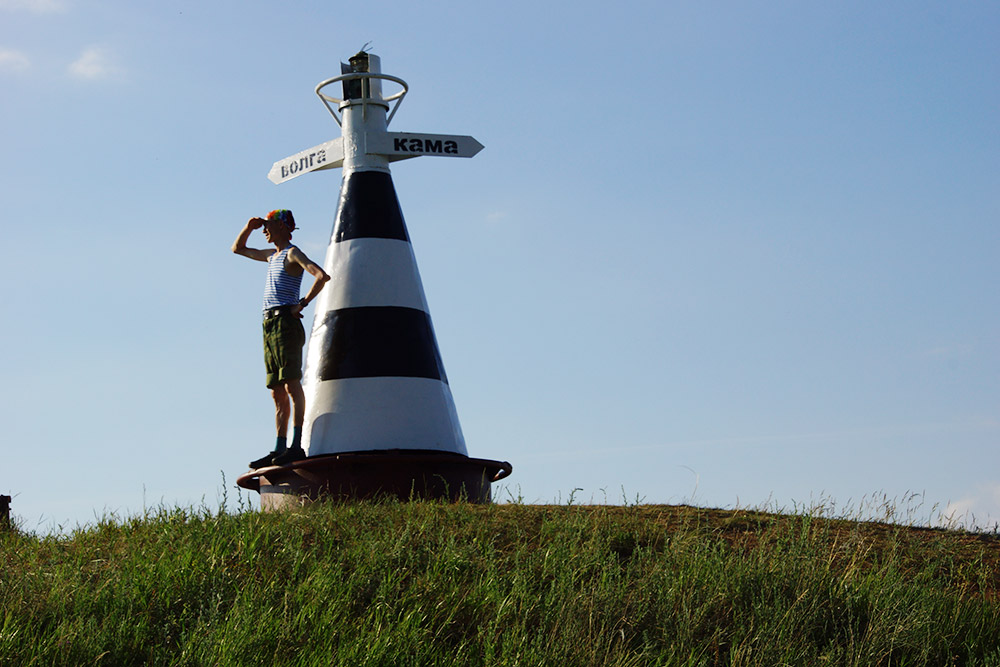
[{"xmin": 266, "ymin": 209, "xmax": 296, "ymax": 231}]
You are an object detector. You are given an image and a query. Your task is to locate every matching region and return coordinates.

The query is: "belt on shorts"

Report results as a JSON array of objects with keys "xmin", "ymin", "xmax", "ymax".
[{"xmin": 263, "ymin": 304, "xmax": 295, "ymax": 321}]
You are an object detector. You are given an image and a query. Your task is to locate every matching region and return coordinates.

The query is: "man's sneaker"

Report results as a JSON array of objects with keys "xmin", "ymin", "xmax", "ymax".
[
  {"xmin": 249, "ymin": 451, "xmax": 279, "ymax": 469},
  {"xmin": 272, "ymin": 446, "xmax": 306, "ymax": 466}
]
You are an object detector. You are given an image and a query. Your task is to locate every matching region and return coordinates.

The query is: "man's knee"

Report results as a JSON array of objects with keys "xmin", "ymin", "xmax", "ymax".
[
  {"xmin": 270, "ymin": 382, "xmax": 290, "ymax": 403},
  {"xmin": 286, "ymin": 379, "xmax": 304, "ymax": 399}
]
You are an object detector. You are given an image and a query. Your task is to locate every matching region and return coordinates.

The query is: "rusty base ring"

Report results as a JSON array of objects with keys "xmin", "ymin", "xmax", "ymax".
[{"xmin": 236, "ymin": 450, "xmax": 512, "ymax": 509}]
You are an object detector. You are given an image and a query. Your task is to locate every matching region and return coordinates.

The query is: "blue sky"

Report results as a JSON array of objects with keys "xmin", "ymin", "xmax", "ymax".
[{"xmin": 2, "ymin": 0, "xmax": 998, "ymax": 532}]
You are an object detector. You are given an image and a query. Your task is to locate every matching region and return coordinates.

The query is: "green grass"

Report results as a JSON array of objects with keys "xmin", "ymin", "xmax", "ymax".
[{"xmin": 2, "ymin": 496, "xmax": 999, "ymax": 666}]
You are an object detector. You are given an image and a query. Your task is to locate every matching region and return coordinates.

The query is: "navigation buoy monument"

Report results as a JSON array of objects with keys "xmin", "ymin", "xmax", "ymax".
[{"xmin": 236, "ymin": 51, "xmax": 512, "ymax": 508}]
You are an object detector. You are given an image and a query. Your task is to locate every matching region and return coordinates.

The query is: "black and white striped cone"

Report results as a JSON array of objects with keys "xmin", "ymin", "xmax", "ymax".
[
  {"xmin": 301, "ymin": 169, "xmax": 465, "ymax": 457},
  {"xmin": 238, "ymin": 52, "xmax": 511, "ymax": 506}
]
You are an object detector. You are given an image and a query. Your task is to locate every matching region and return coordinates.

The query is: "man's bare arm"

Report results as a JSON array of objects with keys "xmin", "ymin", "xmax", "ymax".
[
  {"xmin": 232, "ymin": 218, "xmax": 274, "ymax": 262},
  {"xmin": 288, "ymin": 247, "xmax": 330, "ymax": 311}
]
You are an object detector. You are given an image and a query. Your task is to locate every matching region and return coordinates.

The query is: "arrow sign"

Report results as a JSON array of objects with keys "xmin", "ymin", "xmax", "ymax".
[
  {"xmin": 367, "ymin": 132, "xmax": 484, "ymax": 161},
  {"xmin": 268, "ymin": 138, "xmax": 344, "ymax": 184}
]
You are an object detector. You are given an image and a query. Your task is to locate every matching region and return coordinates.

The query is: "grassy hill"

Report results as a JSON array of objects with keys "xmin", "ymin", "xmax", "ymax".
[{"xmin": 2, "ymin": 498, "xmax": 999, "ymax": 666}]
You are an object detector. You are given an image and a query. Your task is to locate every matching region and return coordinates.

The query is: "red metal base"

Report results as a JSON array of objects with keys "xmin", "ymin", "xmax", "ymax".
[{"xmin": 236, "ymin": 450, "xmax": 513, "ymax": 510}]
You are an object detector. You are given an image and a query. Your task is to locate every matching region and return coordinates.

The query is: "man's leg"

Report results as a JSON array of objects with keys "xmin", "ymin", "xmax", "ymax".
[
  {"xmin": 248, "ymin": 382, "xmax": 291, "ymax": 469},
  {"xmin": 269, "ymin": 316, "xmax": 308, "ymax": 466},
  {"xmin": 287, "ymin": 378, "xmax": 306, "ymax": 451},
  {"xmin": 271, "ymin": 381, "xmax": 291, "ymax": 439},
  {"xmin": 288, "ymin": 378, "xmax": 305, "ymax": 422}
]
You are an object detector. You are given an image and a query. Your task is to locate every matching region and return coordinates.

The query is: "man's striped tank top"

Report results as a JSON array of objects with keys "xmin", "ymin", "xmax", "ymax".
[{"xmin": 262, "ymin": 246, "xmax": 303, "ymax": 310}]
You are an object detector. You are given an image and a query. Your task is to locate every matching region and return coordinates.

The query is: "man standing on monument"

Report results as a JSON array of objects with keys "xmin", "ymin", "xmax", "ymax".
[{"xmin": 232, "ymin": 209, "xmax": 329, "ymax": 469}]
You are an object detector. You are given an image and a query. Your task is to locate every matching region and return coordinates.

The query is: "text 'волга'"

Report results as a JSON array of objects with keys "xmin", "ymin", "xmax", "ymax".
[{"xmin": 280, "ymin": 150, "xmax": 327, "ymax": 179}]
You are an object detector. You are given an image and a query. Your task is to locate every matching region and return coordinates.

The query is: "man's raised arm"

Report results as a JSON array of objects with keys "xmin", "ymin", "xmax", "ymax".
[{"xmin": 232, "ymin": 218, "xmax": 274, "ymax": 262}]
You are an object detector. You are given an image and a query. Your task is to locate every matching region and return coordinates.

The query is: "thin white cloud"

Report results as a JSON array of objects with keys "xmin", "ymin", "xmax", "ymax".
[
  {"xmin": 0, "ymin": 48, "xmax": 31, "ymax": 73},
  {"xmin": 0, "ymin": 0, "xmax": 67, "ymax": 12},
  {"xmin": 924, "ymin": 343, "xmax": 974, "ymax": 360},
  {"xmin": 68, "ymin": 46, "xmax": 121, "ymax": 81},
  {"xmin": 940, "ymin": 484, "xmax": 1000, "ymax": 531}
]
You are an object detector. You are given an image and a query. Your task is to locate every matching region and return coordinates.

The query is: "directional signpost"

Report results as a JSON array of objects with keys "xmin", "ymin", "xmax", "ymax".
[
  {"xmin": 268, "ymin": 132, "xmax": 482, "ymax": 184},
  {"xmin": 267, "ymin": 138, "xmax": 344, "ymax": 185},
  {"xmin": 369, "ymin": 132, "xmax": 484, "ymax": 161},
  {"xmin": 239, "ymin": 51, "xmax": 510, "ymax": 508}
]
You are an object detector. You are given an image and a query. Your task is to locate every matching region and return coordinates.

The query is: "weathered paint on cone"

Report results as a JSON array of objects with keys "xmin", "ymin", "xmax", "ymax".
[{"xmin": 238, "ymin": 51, "xmax": 511, "ymax": 505}]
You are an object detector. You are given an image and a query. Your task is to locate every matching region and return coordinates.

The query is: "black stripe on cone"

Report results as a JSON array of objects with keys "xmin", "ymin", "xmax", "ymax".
[
  {"xmin": 320, "ymin": 170, "xmax": 451, "ymax": 383},
  {"xmin": 333, "ymin": 171, "xmax": 409, "ymax": 243},
  {"xmin": 316, "ymin": 307, "xmax": 449, "ymax": 383}
]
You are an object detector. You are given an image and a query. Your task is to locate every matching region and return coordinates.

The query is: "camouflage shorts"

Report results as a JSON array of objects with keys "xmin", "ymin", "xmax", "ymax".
[{"xmin": 263, "ymin": 310, "xmax": 305, "ymax": 388}]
